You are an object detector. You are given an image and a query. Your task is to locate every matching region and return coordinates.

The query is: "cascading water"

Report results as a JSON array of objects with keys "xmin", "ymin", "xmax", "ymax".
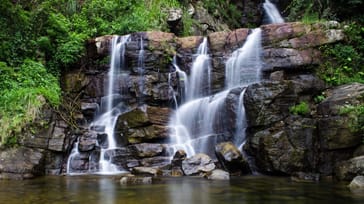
[
  {"xmin": 263, "ymin": 0, "xmax": 285, "ymax": 24},
  {"xmin": 226, "ymin": 28, "xmax": 263, "ymax": 89},
  {"xmin": 169, "ymin": 37, "xmax": 219, "ymax": 156},
  {"xmin": 169, "ymin": 29, "xmax": 263, "ymax": 157},
  {"xmin": 92, "ymin": 35, "xmax": 130, "ymax": 174},
  {"xmin": 186, "ymin": 37, "xmax": 211, "ymax": 101},
  {"xmin": 67, "ymin": 35, "xmax": 130, "ymax": 175},
  {"xmin": 172, "ymin": 56, "xmax": 188, "ymax": 104},
  {"xmin": 225, "ymin": 28, "xmax": 262, "ymax": 149}
]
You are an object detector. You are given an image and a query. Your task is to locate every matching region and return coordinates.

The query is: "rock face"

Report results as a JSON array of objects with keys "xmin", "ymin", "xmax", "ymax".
[
  {"xmin": 335, "ymin": 156, "xmax": 364, "ymax": 181},
  {"xmin": 1, "ymin": 21, "xmax": 353, "ymax": 179},
  {"xmin": 0, "ymin": 147, "xmax": 45, "ymax": 179},
  {"xmin": 182, "ymin": 153, "xmax": 216, "ymax": 176},
  {"xmin": 244, "ymin": 81, "xmax": 364, "ymax": 176},
  {"xmin": 348, "ymin": 176, "xmax": 364, "ymax": 189},
  {"xmin": 215, "ymin": 142, "xmax": 250, "ymax": 174}
]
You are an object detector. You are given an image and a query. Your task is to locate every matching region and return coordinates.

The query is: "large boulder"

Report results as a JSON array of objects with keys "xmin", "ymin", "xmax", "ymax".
[
  {"xmin": 261, "ymin": 22, "xmax": 344, "ymax": 72},
  {"xmin": 206, "ymin": 169, "xmax": 230, "ymax": 180},
  {"xmin": 248, "ymin": 128, "xmax": 306, "ymax": 174},
  {"xmin": 0, "ymin": 147, "xmax": 45, "ymax": 179},
  {"xmin": 115, "ymin": 105, "xmax": 172, "ymax": 144},
  {"xmin": 348, "ymin": 176, "xmax": 364, "ymax": 189},
  {"xmin": 215, "ymin": 142, "xmax": 250, "ymax": 174},
  {"xmin": 182, "ymin": 153, "xmax": 216, "ymax": 176},
  {"xmin": 317, "ymin": 83, "xmax": 364, "ymax": 150},
  {"xmin": 129, "ymin": 143, "xmax": 166, "ymax": 158},
  {"xmin": 335, "ymin": 156, "xmax": 364, "ymax": 181}
]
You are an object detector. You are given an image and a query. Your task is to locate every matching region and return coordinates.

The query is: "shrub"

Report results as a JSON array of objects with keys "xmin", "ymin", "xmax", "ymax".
[
  {"xmin": 0, "ymin": 60, "xmax": 60, "ymax": 146},
  {"xmin": 289, "ymin": 101, "xmax": 310, "ymax": 116}
]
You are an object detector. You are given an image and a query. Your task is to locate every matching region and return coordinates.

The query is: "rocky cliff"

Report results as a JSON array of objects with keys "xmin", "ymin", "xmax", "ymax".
[{"xmin": 1, "ymin": 21, "xmax": 363, "ymax": 181}]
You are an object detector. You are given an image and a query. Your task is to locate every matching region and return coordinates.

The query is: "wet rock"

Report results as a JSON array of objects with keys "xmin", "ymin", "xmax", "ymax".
[
  {"xmin": 145, "ymin": 106, "xmax": 172, "ymax": 125},
  {"xmin": 206, "ymin": 169, "xmax": 230, "ymax": 180},
  {"xmin": 270, "ymin": 71, "xmax": 285, "ymax": 81},
  {"xmin": 348, "ymin": 176, "xmax": 364, "ymax": 189},
  {"xmin": 44, "ymin": 151, "xmax": 64, "ymax": 175},
  {"xmin": 0, "ymin": 147, "xmax": 45, "ymax": 180},
  {"xmin": 78, "ymin": 131, "xmax": 97, "ymax": 152},
  {"xmin": 94, "ymin": 35, "xmax": 113, "ymax": 55},
  {"xmin": 120, "ymin": 175, "xmax": 153, "ymax": 185},
  {"xmin": 140, "ymin": 156, "xmax": 171, "ymax": 168},
  {"xmin": 122, "ymin": 125, "xmax": 170, "ymax": 144},
  {"xmin": 129, "ymin": 143, "xmax": 165, "ymax": 158},
  {"xmin": 171, "ymin": 167, "xmax": 184, "ymax": 177},
  {"xmin": 262, "ymin": 48, "xmax": 321, "ymax": 71},
  {"xmin": 291, "ymin": 172, "xmax": 320, "ymax": 182},
  {"xmin": 48, "ymin": 126, "xmax": 67, "ymax": 152},
  {"xmin": 81, "ymin": 102, "xmax": 98, "ymax": 121},
  {"xmin": 115, "ymin": 105, "xmax": 172, "ymax": 142},
  {"xmin": 116, "ymin": 106, "xmax": 150, "ymax": 129},
  {"xmin": 335, "ymin": 156, "xmax": 364, "ymax": 181},
  {"xmin": 215, "ymin": 142, "xmax": 250, "ymax": 174},
  {"xmin": 177, "ymin": 36, "xmax": 203, "ymax": 50},
  {"xmin": 247, "ymin": 128, "xmax": 306, "ymax": 174},
  {"xmin": 318, "ymin": 116, "xmax": 361, "ymax": 150},
  {"xmin": 171, "ymin": 149, "xmax": 187, "ymax": 168},
  {"xmin": 166, "ymin": 8, "xmax": 183, "ymax": 36},
  {"xmin": 244, "ymin": 81, "xmax": 297, "ymax": 127},
  {"xmin": 68, "ymin": 152, "xmax": 91, "ymax": 173},
  {"xmin": 182, "ymin": 153, "xmax": 216, "ymax": 176},
  {"xmin": 317, "ymin": 83, "xmax": 364, "ymax": 116},
  {"xmin": 132, "ymin": 167, "xmax": 162, "ymax": 176},
  {"xmin": 317, "ymin": 83, "xmax": 364, "ymax": 150},
  {"xmin": 354, "ymin": 145, "xmax": 364, "ymax": 157}
]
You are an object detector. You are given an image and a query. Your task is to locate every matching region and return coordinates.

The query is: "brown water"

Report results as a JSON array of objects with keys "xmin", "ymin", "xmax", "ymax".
[{"xmin": 0, "ymin": 175, "xmax": 363, "ymax": 204}]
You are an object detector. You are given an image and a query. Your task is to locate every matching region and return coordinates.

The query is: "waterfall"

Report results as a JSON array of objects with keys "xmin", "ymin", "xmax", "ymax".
[
  {"xmin": 234, "ymin": 89, "xmax": 247, "ymax": 149},
  {"xmin": 66, "ymin": 138, "xmax": 80, "ymax": 175},
  {"xmin": 263, "ymin": 0, "xmax": 285, "ymax": 24},
  {"xmin": 169, "ymin": 29, "xmax": 263, "ymax": 157},
  {"xmin": 66, "ymin": 35, "xmax": 130, "ymax": 175},
  {"xmin": 93, "ymin": 35, "xmax": 130, "ymax": 174},
  {"xmin": 172, "ymin": 56, "xmax": 188, "ymax": 104},
  {"xmin": 226, "ymin": 28, "xmax": 262, "ymax": 88},
  {"xmin": 186, "ymin": 37, "xmax": 211, "ymax": 101}
]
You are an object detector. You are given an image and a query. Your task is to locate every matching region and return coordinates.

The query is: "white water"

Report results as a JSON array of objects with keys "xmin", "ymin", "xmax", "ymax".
[
  {"xmin": 95, "ymin": 35, "xmax": 130, "ymax": 174},
  {"xmin": 234, "ymin": 88, "xmax": 247, "ymax": 148},
  {"xmin": 67, "ymin": 35, "xmax": 130, "ymax": 175},
  {"xmin": 226, "ymin": 28, "xmax": 263, "ymax": 89},
  {"xmin": 172, "ymin": 56, "xmax": 188, "ymax": 104},
  {"xmin": 186, "ymin": 37, "xmax": 211, "ymax": 101},
  {"xmin": 263, "ymin": 0, "xmax": 285, "ymax": 24},
  {"xmin": 169, "ymin": 29, "xmax": 263, "ymax": 157},
  {"xmin": 226, "ymin": 28, "xmax": 262, "ymax": 149},
  {"xmin": 66, "ymin": 138, "xmax": 80, "ymax": 175}
]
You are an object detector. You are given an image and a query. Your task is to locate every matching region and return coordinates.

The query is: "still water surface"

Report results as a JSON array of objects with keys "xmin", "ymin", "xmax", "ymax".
[{"xmin": 0, "ymin": 175, "xmax": 363, "ymax": 204}]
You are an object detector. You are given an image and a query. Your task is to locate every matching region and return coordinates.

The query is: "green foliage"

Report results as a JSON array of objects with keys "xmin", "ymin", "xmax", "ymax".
[
  {"xmin": 314, "ymin": 93, "xmax": 326, "ymax": 104},
  {"xmin": 286, "ymin": 0, "xmax": 364, "ymax": 22},
  {"xmin": 318, "ymin": 23, "xmax": 364, "ymax": 85},
  {"xmin": 339, "ymin": 104, "xmax": 364, "ymax": 141},
  {"xmin": 0, "ymin": 60, "xmax": 60, "ymax": 146},
  {"xmin": 289, "ymin": 101, "xmax": 310, "ymax": 116},
  {"xmin": 201, "ymin": 0, "xmax": 242, "ymax": 28}
]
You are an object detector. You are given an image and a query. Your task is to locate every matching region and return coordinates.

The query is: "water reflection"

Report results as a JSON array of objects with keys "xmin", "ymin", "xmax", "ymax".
[{"xmin": 0, "ymin": 176, "xmax": 363, "ymax": 204}]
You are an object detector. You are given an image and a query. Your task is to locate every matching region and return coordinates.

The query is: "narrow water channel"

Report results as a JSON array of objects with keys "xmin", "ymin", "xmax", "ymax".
[{"xmin": 0, "ymin": 176, "xmax": 363, "ymax": 204}]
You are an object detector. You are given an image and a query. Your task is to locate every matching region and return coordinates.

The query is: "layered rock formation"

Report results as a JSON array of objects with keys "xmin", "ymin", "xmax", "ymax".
[{"xmin": 1, "ymin": 21, "xmax": 362, "ymax": 181}]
